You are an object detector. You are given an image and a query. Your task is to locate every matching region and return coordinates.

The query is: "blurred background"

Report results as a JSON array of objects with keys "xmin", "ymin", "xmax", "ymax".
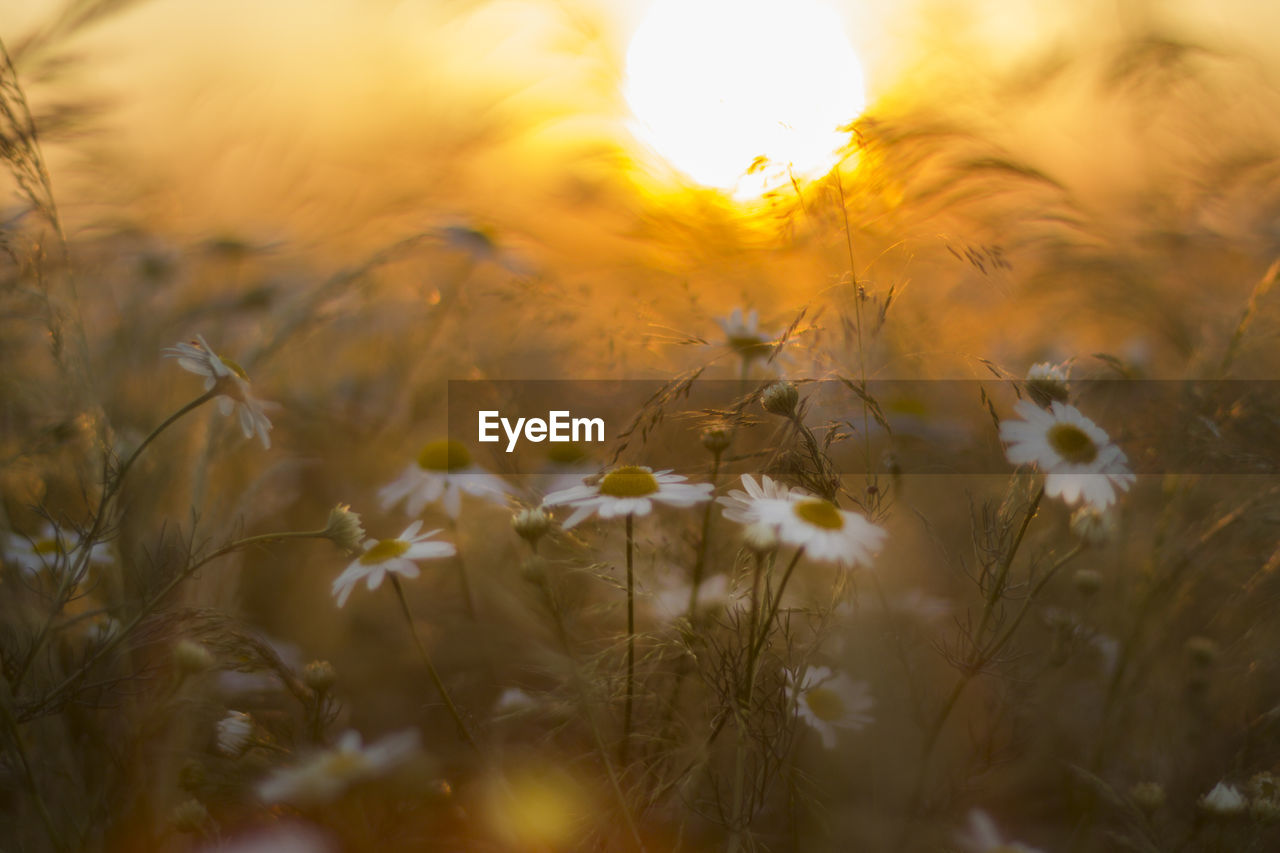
[{"xmin": 2, "ymin": 0, "xmax": 1280, "ymax": 850}]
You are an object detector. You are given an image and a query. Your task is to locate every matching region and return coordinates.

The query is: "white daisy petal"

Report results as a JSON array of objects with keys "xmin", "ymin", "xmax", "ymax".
[
  {"xmin": 1000, "ymin": 399, "xmax": 1133, "ymax": 510},
  {"xmin": 380, "ymin": 441, "xmax": 509, "ymax": 520},
  {"xmin": 540, "ymin": 466, "xmax": 712, "ymax": 528}
]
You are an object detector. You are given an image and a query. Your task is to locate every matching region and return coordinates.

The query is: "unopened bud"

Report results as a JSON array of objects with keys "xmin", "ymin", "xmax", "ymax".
[
  {"xmin": 174, "ymin": 640, "xmax": 215, "ymax": 675},
  {"xmin": 700, "ymin": 424, "xmax": 732, "ymax": 454},
  {"xmin": 1129, "ymin": 781, "xmax": 1166, "ymax": 815},
  {"xmin": 512, "ymin": 508, "xmax": 552, "ymax": 547},
  {"xmin": 1025, "ymin": 361, "xmax": 1071, "ymax": 407},
  {"xmin": 303, "ymin": 660, "xmax": 337, "ymax": 693},
  {"xmin": 761, "ymin": 381, "xmax": 798, "ymax": 417},
  {"xmin": 324, "ymin": 504, "xmax": 366, "ymax": 554}
]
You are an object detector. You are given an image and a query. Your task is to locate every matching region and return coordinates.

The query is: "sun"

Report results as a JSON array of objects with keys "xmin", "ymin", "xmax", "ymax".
[{"xmin": 624, "ymin": 0, "xmax": 866, "ymax": 199}]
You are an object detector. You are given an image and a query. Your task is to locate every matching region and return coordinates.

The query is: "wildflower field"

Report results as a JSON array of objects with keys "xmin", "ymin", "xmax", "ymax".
[{"xmin": 2, "ymin": 1, "xmax": 1280, "ymax": 851}]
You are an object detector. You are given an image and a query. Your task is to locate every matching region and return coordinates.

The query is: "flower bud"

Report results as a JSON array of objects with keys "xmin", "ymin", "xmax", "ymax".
[
  {"xmin": 1070, "ymin": 506, "xmax": 1117, "ymax": 546},
  {"xmin": 1025, "ymin": 361, "xmax": 1070, "ymax": 407},
  {"xmin": 1129, "ymin": 781, "xmax": 1165, "ymax": 815},
  {"xmin": 324, "ymin": 504, "xmax": 366, "ymax": 554},
  {"xmin": 512, "ymin": 508, "xmax": 553, "ymax": 547},
  {"xmin": 1252, "ymin": 797, "xmax": 1280, "ymax": 823},
  {"xmin": 174, "ymin": 639, "xmax": 215, "ymax": 676},
  {"xmin": 303, "ymin": 660, "xmax": 337, "ymax": 693},
  {"xmin": 700, "ymin": 423, "xmax": 732, "ymax": 455},
  {"xmin": 761, "ymin": 381, "xmax": 798, "ymax": 417}
]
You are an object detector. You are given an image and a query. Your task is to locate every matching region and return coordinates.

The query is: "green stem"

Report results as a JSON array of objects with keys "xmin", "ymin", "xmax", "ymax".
[
  {"xmin": 622, "ymin": 513, "xmax": 636, "ymax": 765},
  {"xmin": 12, "ymin": 389, "xmax": 219, "ymax": 692},
  {"xmin": 975, "ymin": 485, "xmax": 1044, "ymax": 643},
  {"xmin": 20, "ymin": 527, "xmax": 328, "ymax": 722},
  {"xmin": 0, "ymin": 686, "xmax": 67, "ymax": 851},
  {"xmin": 746, "ymin": 547, "xmax": 805, "ymax": 667},
  {"xmin": 534, "ymin": 570, "xmax": 646, "ymax": 852},
  {"xmin": 686, "ymin": 450, "xmax": 723, "ymax": 618},
  {"xmin": 388, "ymin": 575, "xmax": 478, "ymax": 752},
  {"xmin": 727, "ymin": 550, "xmax": 768, "ymax": 853}
]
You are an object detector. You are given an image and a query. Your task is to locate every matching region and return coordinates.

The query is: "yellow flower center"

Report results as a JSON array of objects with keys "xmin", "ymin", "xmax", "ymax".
[
  {"xmin": 547, "ymin": 441, "xmax": 588, "ymax": 465},
  {"xmin": 803, "ymin": 686, "xmax": 846, "ymax": 722},
  {"xmin": 359, "ymin": 539, "xmax": 410, "ymax": 565},
  {"xmin": 219, "ymin": 356, "xmax": 250, "ymax": 382},
  {"xmin": 598, "ymin": 466, "xmax": 660, "ymax": 498},
  {"xmin": 417, "ymin": 440, "xmax": 471, "ymax": 472},
  {"xmin": 728, "ymin": 334, "xmax": 772, "ymax": 360},
  {"xmin": 1047, "ymin": 423, "xmax": 1098, "ymax": 464},
  {"xmin": 33, "ymin": 538, "xmax": 63, "ymax": 555},
  {"xmin": 792, "ymin": 498, "xmax": 844, "ymax": 530},
  {"xmin": 320, "ymin": 749, "xmax": 371, "ymax": 779}
]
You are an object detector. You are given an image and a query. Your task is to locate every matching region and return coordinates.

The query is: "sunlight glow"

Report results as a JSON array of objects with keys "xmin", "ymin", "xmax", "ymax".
[{"xmin": 624, "ymin": 0, "xmax": 866, "ymax": 198}]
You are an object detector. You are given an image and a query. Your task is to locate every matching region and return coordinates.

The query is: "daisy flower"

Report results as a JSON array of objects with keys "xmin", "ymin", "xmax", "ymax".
[
  {"xmin": 717, "ymin": 307, "xmax": 777, "ymax": 365},
  {"xmin": 256, "ymin": 729, "xmax": 420, "ymax": 806},
  {"xmin": 163, "ymin": 334, "xmax": 273, "ymax": 449},
  {"xmin": 540, "ymin": 465, "xmax": 713, "ymax": 528},
  {"xmin": 379, "ymin": 440, "xmax": 509, "ymax": 519},
  {"xmin": 3, "ymin": 522, "xmax": 112, "ymax": 578},
  {"xmin": 999, "ymin": 400, "xmax": 1135, "ymax": 509},
  {"xmin": 784, "ymin": 665, "xmax": 874, "ymax": 749},
  {"xmin": 331, "ymin": 521, "xmax": 455, "ymax": 607},
  {"xmin": 718, "ymin": 474, "xmax": 886, "ymax": 568},
  {"xmin": 958, "ymin": 810, "xmax": 1044, "ymax": 853}
]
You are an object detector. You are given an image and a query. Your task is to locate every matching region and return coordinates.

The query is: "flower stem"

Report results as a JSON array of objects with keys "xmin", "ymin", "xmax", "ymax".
[
  {"xmin": 686, "ymin": 448, "xmax": 723, "ymax": 620},
  {"xmin": 22, "ymin": 527, "xmax": 329, "ymax": 722},
  {"xmin": 727, "ymin": 549, "xmax": 769, "ymax": 853},
  {"xmin": 746, "ymin": 547, "xmax": 804, "ymax": 666},
  {"xmin": 621, "ymin": 513, "xmax": 636, "ymax": 765},
  {"xmin": 11, "ymin": 389, "xmax": 220, "ymax": 693},
  {"xmin": 389, "ymin": 575, "xmax": 478, "ymax": 752}
]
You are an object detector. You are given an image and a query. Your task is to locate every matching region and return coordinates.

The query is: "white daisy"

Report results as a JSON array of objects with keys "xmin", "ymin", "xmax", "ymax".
[
  {"xmin": 784, "ymin": 665, "xmax": 874, "ymax": 749},
  {"xmin": 2, "ymin": 522, "xmax": 112, "ymax": 578},
  {"xmin": 541, "ymin": 466, "xmax": 713, "ymax": 529},
  {"xmin": 216, "ymin": 710, "xmax": 254, "ymax": 756},
  {"xmin": 379, "ymin": 439, "xmax": 510, "ymax": 519},
  {"xmin": 999, "ymin": 400, "xmax": 1135, "ymax": 509},
  {"xmin": 163, "ymin": 334, "xmax": 273, "ymax": 449},
  {"xmin": 958, "ymin": 810, "xmax": 1044, "ymax": 853},
  {"xmin": 717, "ymin": 307, "xmax": 778, "ymax": 364},
  {"xmin": 718, "ymin": 474, "xmax": 886, "ymax": 568},
  {"xmin": 256, "ymin": 729, "xmax": 420, "ymax": 806},
  {"xmin": 331, "ymin": 521, "xmax": 456, "ymax": 607}
]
